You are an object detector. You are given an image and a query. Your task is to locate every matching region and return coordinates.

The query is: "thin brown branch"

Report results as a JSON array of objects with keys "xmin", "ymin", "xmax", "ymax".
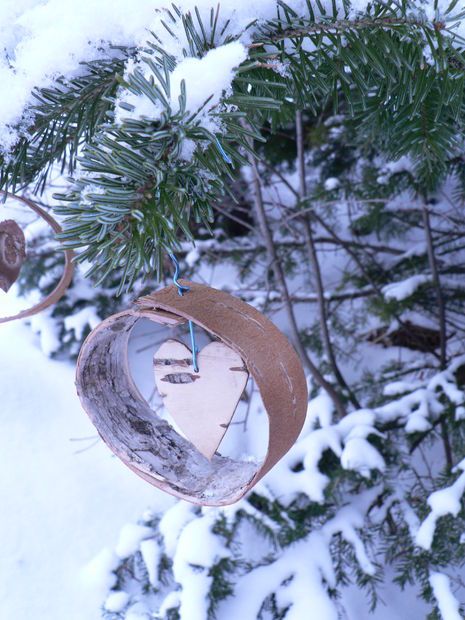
[
  {"xmin": 211, "ymin": 203, "xmax": 257, "ymax": 234},
  {"xmin": 233, "ymin": 286, "xmax": 375, "ymax": 304},
  {"xmin": 251, "ymin": 16, "xmax": 443, "ymax": 47},
  {"xmin": 191, "ymin": 235, "xmax": 404, "ymax": 258},
  {"xmin": 299, "ymin": 201, "xmax": 428, "ymax": 347},
  {"xmin": 421, "ymin": 201, "xmax": 452, "ymax": 471},
  {"xmin": 421, "ymin": 203, "xmax": 447, "ymax": 369},
  {"xmin": 296, "ymin": 111, "xmax": 359, "ymax": 410},
  {"xmin": 243, "ymin": 125, "xmax": 347, "ymax": 419}
]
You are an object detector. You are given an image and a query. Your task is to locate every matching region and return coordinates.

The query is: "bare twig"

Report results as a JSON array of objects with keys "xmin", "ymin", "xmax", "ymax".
[
  {"xmin": 250, "ymin": 16, "xmax": 441, "ymax": 48},
  {"xmin": 422, "ymin": 203, "xmax": 447, "ymax": 369},
  {"xmin": 421, "ymin": 201, "xmax": 452, "ymax": 470},
  {"xmin": 296, "ymin": 111, "xmax": 360, "ymax": 410},
  {"xmin": 300, "ymin": 201, "xmax": 431, "ymax": 355},
  {"xmin": 243, "ymin": 126, "xmax": 346, "ymax": 418},
  {"xmin": 233, "ymin": 287, "xmax": 375, "ymax": 304},
  {"xmin": 211, "ymin": 203, "xmax": 257, "ymax": 233}
]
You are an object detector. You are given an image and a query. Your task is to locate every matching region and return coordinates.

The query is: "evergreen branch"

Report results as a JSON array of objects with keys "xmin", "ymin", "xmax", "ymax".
[
  {"xmin": 1, "ymin": 53, "xmax": 129, "ymax": 194},
  {"xmin": 1, "ymin": 1, "xmax": 465, "ymax": 288}
]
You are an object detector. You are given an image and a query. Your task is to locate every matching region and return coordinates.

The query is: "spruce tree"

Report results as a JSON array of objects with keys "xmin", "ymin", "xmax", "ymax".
[{"xmin": 2, "ymin": 1, "xmax": 465, "ymax": 618}]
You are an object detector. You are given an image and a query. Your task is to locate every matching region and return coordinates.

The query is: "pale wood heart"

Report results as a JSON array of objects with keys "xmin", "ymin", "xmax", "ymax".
[
  {"xmin": 153, "ymin": 339, "xmax": 248, "ymax": 459},
  {"xmin": 0, "ymin": 220, "xmax": 26, "ymax": 293}
]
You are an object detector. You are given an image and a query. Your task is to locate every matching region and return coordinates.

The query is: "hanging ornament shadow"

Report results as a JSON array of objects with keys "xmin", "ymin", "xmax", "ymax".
[
  {"xmin": 76, "ymin": 282, "xmax": 308, "ymax": 506},
  {"xmin": 0, "ymin": 192, "xmax": 74, "ymax": 323}
]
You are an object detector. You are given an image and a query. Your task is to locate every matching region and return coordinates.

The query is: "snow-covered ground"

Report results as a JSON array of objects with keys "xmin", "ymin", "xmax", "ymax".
[{"xmin": 0, "ymin": 293, "xmax": 172, "ymax": 620}]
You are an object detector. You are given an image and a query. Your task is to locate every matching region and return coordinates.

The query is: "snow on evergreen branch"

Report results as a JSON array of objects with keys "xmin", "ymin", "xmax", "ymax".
[
  {"xmin": 87, "ymin": 357, "xmax": 465, "ymax": 619},
  {"xmin": 1, "ymin": 0, "xmax": 464, "ymax": 152},
  {"xmin": 416, "ymin": 459, "xmax": 465, "ymax": 551},
  {"xmin": 429, "ymin": 572, "xmax": 462, "ymax": 620}
]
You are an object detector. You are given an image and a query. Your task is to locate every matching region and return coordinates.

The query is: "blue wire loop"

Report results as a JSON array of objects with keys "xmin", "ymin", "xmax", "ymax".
[
  {"xmin": 215, "ymin": 137, "xmax": 233, "ymax": 165},
  {"xmin": 168, "ymin": 253, "xmax": 199, "ymax": 372},
  {"xmin": 166, "ymin": 142, "xmax": 228, "ymax": 373}
]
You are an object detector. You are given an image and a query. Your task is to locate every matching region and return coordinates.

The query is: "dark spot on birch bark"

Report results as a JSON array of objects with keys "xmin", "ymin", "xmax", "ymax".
[
  {"xmin": 130, "ymin": 419, "xmax": 153, "ymax": 435},
  {"xmin": 0, "ymin": 219, "xmax": 26, "ymax": 292},
  {"xmin": 154, "ymin": 357, "xmax": 192, "ymax": 367},
  {"xmin": 161, "ymin": 372, "xmax": 200, "ymax": 384}
]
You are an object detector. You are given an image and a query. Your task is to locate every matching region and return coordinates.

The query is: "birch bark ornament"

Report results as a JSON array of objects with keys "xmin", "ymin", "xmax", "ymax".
[
  {"xmin": 76, "ymin": 281, "xmax": 308, "ymax": 506},
  {"xmin": 0, "ymin": 192, "xmax": 74, "ymax": 324}
]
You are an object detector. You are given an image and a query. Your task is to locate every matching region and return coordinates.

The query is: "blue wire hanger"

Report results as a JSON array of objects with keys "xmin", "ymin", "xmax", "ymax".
[
  {"xmin": 168, "ymin": 252, "xmax": 199, "ymax": 372},
  {"xmin": 166, "ymin": 141, "xmax": 231, "ymax": 372}
]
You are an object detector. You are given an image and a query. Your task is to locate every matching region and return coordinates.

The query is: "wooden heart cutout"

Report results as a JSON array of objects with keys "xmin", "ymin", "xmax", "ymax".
[
  {"xmin": 154, "ymin": 339, "xmax": 248, "ymax": 459},
  {"xmin": 0, "ymin": 219, "xmax": 26, "ymax": 293}
]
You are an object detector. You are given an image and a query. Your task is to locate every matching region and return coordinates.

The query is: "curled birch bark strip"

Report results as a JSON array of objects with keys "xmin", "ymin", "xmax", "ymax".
[
  {"xmin": 0, "ymin": 192, "xmax": 74, "ymax": 323},
  {"xmin": 76, "ymin": 282, "xmax": 308, "ymax": 506},
  {"xmin": 0, "ymin": 220, "xmax": 26, "ymax": 292}
]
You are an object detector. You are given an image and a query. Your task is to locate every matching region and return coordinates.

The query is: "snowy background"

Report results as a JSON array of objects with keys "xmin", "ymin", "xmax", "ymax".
[
  {"xmin": 0, "ymin": 292, "xmax": 172, "ymax": 619},
  {"xmin": 2, "ymin": 1, "xmax": 465, "ymax": 619},
  {"xmin": 0, "ymin": 284, "xmax": 440, "ymax": 620}
]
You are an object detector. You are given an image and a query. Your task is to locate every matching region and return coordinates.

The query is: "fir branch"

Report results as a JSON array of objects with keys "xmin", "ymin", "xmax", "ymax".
[
  {"xmin": 255, "ymin": 16, "xmax": 442, "ymax": 45},
  {"xmin": 1, "ymin": 52, "xmax": 129, "ymax": 194}
]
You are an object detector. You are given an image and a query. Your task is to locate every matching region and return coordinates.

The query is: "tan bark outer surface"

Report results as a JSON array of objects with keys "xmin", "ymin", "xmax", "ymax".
[
  {"xmin": 0, "ymin": 192, "xmax": 74, "ymax": 323},
  {"xmin": 76, "ymin": 282, "xmax": 308, "ymax": 505}
]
